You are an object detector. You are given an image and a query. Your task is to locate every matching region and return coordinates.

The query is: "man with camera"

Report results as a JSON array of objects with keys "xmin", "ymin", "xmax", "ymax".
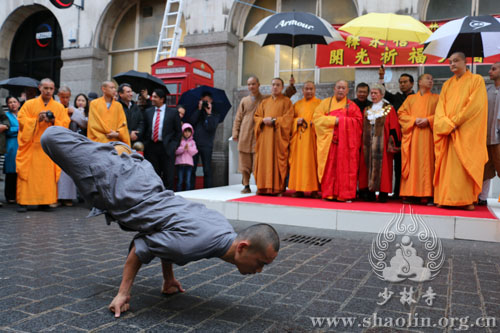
[
  {"xmin": 187, "ymin": 92, "xmax": 220, "ymax": 189},
  {"xmin": 16, "ymin": 78, "xmax": 70, "ymax": 212}
]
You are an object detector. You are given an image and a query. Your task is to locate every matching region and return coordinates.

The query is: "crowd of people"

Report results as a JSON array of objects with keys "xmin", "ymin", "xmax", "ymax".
[
  {"xmin": 0, "ymin": 51, "xmax": 497, "ymax": 211},
  {"xmin": 0, "ymin": 78, "xmax": 222, "ymax": 211},
  {"xmin": 233, "ymin": 52, "xmax": 497, "ymax": 211}
]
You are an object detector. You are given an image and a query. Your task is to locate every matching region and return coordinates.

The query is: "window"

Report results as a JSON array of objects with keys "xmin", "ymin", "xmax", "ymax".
[
  {"xmin": 110, "ymin": 0, "xmax": 186, "ymax": 78},
  {"xmin": 240, "ymin": 0, "xmax": 357, "ymax": 86}
]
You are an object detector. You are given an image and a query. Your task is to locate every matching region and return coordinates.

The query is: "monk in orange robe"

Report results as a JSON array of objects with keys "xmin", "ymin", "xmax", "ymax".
[
  {"xmin": 434, "ymin": 52, "xmax": 488, "ymax": 210},
  {"xmin": 16, "ymin": 79, "xmax": 70, "ymax": 211},
  {"xmin": 314, "ymin": 80, "xmax": 362, "ymax": 201},
  {"xmin": 88, "ymin": 81, "xmax": 130, "ymax": 146},
  {"xmin": 398, "ymin": 74, "xmax": 439, "ymax": 203},
  {"xmin": 254, "ymin": 78, "xmax": 293, "ymax": 195},
  {"xmin": 288, "ymin": 81, "xmax": 321, "ymax": 198}
]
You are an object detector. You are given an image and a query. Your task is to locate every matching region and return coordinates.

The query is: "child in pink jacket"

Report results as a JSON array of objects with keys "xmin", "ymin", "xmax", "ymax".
[{"xmin": 175, "ymin": 123, "xmax": 198, "ymax": 191}]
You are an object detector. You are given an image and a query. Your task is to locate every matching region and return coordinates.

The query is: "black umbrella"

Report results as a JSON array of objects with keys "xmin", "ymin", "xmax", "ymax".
[
  {"xmin": 178, "ymin": 85, "xmax": 231, "ymax": 124},
  {"xmin": 424, "ymin": 15, "xmax": 500, "ymax": 59},
  {"xmin": 243, "ymin": 11, "xmax": 343, "ymax": 75},
  {"xmin": 0, "ymin": 76, "xmax": 40, "ymax": 90},
  {"xmin": 113, "ymin": 70, "xmax": 169, "ymax": 94}
]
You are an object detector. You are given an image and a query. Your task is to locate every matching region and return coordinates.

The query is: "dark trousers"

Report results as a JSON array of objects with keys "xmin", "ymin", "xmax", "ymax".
[
  {"xmin": 394, "ymin": 152, "xmax": 401, "ymax": 197},
  {"xmin": 5, "ymin": 173, "xmax": 17, "ymax": 202},
  {"xmin": 145, "ymin": 141, "xmax": 175, "ymax": 191},
  {"xmin": 191, "ymin": 146, "xmax": 213, "ymax": 189}
]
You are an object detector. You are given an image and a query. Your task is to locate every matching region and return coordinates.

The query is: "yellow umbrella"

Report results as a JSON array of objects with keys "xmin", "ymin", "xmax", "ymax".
[{"xmin": 339, "ymin": 13, "xmax": 432, "ymax": 43}]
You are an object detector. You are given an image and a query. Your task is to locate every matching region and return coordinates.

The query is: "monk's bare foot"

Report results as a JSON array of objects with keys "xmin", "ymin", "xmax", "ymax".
[
  {"xmin": 292, "ymin": 191, "xmax": 304, "ymax": 198},
  {"xmin": 436, "ymin": 204, "xmax": 443, "ymax": 208}
]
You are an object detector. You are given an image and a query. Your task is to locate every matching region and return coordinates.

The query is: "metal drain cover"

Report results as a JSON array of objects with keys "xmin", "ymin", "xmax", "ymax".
[{"xmin": 282, "ymin": 234, "xmax": 332, "ymax": 246}]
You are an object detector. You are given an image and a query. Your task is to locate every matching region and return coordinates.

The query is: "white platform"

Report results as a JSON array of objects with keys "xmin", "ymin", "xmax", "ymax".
[{"xmin": 179, "ymin": 185, "xmax": 500, "ymax": 243}]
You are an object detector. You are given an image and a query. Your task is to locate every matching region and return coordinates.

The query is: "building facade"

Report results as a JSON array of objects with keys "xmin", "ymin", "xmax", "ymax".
[{"xmin": 1, "ymin": 0, "xmax": 499, "ymax": 187}]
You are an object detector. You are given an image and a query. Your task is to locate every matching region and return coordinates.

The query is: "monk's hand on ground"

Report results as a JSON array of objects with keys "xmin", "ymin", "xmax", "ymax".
[
  {"xmin": 162, "ymin": 278, "xmax": 185, "ymax": 295},
  {"xmin": 109, "ymin": 293, "xmax": 130, "ymax": 318}
]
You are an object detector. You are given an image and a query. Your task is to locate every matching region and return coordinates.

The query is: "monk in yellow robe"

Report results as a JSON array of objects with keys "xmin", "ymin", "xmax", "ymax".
[
  {"xmin": 434, "ymin": 52, "xmax": 488, "ymax": 210},
  {"xmin": 88, "ymin": 81, "xmax": 130, "ymax": 146},
  {"xmin": 288, "ymin": 81, "xmax": 321, "ymax": 197},
  {"xmin": 314, "ymin": 80, "xmax": 362, "ymax": 201},
  {"xmin": 16, "ymin": 79, "xmax": 70, "ymax": 210},
  {"xmin": 254, "ymin": 78, "xmax": 293, "ymax": 195},
  {"xmin": 398, "ymin": 74, "xmax": 439, "ymax": 202}
]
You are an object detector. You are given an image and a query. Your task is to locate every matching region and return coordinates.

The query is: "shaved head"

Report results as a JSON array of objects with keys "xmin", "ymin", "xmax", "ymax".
[
  {"xmin": 451, "ymin": 52, "xmax": 466, "ymax": 61},
  {"xmin": 40, "ymin": 78, "xmax": 54, "ymax": 86},
  {"xmin": 102, "ymin": 80, "xmax": 114, "ymax": 88},
  {"xmin": 334, "ymin": 80, "xmax": 349, "ymax": 101}
]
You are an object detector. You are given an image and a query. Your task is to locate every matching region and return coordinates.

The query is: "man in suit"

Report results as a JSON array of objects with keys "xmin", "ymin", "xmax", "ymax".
[
  {"xmin": 144, "ymin": 89, "xmax": 181, "ymax": 190},
  {"xmin": 118, "ymin": 83, "xmax": 145, "ymax": 146}
]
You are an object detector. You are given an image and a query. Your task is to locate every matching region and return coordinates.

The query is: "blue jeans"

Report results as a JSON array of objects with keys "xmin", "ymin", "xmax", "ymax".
[{"xmin": 177, "ymin": 165, "xmax": 192, "ymax": 191}]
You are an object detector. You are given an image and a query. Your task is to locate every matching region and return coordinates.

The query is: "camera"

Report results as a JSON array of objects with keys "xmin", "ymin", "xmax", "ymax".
[
  {"xmin": 201, "ymin": 101, "xmax": 209, "ymax": 109},
  {"xmin": 45, "ymin": 111, "xmax": 55, "ymax": 122}
]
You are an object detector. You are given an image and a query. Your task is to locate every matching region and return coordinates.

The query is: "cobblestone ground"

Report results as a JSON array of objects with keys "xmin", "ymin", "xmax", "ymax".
[{"xmin": 0, "ymin": 203, "xmax": 499, "ymax": 332}]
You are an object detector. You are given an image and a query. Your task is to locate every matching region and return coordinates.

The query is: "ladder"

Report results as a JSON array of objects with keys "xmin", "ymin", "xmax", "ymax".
[{"xmin": 155, "ymin": 0, "xmax": 184, "ymax": 62}]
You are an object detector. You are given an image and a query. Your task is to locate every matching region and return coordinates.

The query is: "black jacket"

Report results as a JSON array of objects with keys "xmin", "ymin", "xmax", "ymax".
[
  {"xmin": 119, "ymin": 99, "xmax": 145, "ymax": 143},
  {"xmin": 187, "ymin": 108, "xmax": 219, "ymax": 149},
  {"xmin": 384, "ymin": 90, "xmax": 414, "ymax": 112},
  {"xmin": 144, "ymin": 106, "xmax": 182, "ymax": 157}
]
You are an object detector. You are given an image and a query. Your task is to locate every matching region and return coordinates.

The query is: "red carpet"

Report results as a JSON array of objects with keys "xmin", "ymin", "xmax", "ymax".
[{"xmin": 231, "ymin": 193, "xmax": 497, "ymax": 220}]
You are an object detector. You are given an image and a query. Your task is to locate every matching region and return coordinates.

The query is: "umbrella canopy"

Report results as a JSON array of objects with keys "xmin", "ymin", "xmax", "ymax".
[
  {"xmin": 339, "ymin": 13, "xmax": 432, "ymax": 43},
  {"xmin": 423, "ymin": 15, "xmax": 500, "ymax": 59},
  {"xmin": 0, "ymin": 76, "xmax": 40, "ymax": 90},
  {"xmin": 113, "ymin": 70, "xmax": 169, "ymax": 94},
  {"xmin": 244, "ymin": 11, "xmax": 344, "ymax": 47},
  {"xmin": 178, "ymin": 85, "xmax": 231, "ymax": 124}
]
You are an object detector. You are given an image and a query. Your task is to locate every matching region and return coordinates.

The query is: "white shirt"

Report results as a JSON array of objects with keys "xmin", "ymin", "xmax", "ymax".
[{"xmin": 151, "ymin": 104, "xmax": 166, "ymax": 141}]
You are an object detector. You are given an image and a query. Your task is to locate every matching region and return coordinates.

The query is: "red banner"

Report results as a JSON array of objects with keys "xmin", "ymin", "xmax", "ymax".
[{"xmin": 316, "ymin": 17, "xmax": 500, "ymax": 68}]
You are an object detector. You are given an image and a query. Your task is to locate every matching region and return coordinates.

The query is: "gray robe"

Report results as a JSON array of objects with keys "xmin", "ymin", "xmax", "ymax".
[{"xmin": 41, "ymin": 126, "xmax": 236, "ymax": 265}]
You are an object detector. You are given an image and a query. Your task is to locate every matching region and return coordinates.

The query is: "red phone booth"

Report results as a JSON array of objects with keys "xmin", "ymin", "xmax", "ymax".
[
  {"xmin": 151, "ymin": 57, "xmax": 214, "ymax": 107},
  {"xmin": 151, "ymin": 57, "xmax": 215, "ymax": 190}
]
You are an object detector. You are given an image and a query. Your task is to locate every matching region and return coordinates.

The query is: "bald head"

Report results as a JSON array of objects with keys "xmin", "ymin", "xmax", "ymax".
[
  {"xmin": 302, "ymin": 81, "xmax": 315, "ymax": 100},
  {"xmin": 247, "ymin": 76, "xmax": 260, "ymax": 96},
  {"xmin": 101, "ymin": 81, "xmax": 117, "ymax": 99},
  {"xmin": 451, "ymin": 52, "xmax": 466, "ymax": 61},
  {"xmin": 489, "ymin": 62, "xmax": 500, "ymax": 81},
  {"xmin": 334, "ymin": 80, "xmax": 349, "ymax": 101},
  {"xmin": 58, "ymin": 86, "xmax": 72, "ymax": 107},
  {"xmin": 39, "ymin": 78, "xmax": 55, "ymax": 102},
  {"xmin": 102, "ymin": 80, "xmax": 114, "ymax": 88},
  {"xmin": 449, "ymin": 52, "xmax": 467, "ymax": 77},
  {"xmin": 40, "ymin": 78, "xmax": 54, "ymax": 86}
]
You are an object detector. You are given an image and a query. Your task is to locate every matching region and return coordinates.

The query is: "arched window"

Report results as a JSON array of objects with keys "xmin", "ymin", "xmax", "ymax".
[
  {"xmin": 110, "ymin": 0, "xmax": 186, "ymax": 78},
  {"xmin": 241, "ymin": 0, "xmax": 357, "ymax": 86}
]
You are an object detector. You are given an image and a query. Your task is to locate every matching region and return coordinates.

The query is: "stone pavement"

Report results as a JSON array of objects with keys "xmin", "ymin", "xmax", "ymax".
[{"xmin": 0, "ymin": 203, "xmax": 499, "ymax": 332}]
